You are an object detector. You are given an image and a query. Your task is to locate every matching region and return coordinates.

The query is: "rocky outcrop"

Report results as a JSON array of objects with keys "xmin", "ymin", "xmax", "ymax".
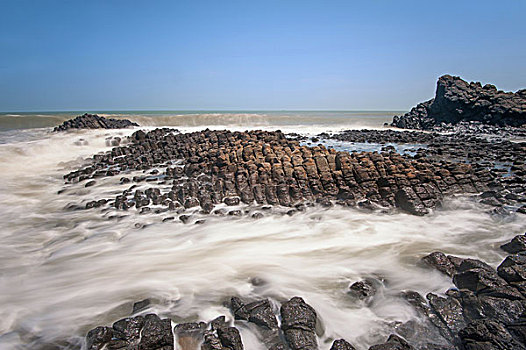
[
  {"xmin": 404, "ymin": 232, "xmax": 526, "ymax": 350},
  {"xmin": 392, "ymin": 75, "xmax": 526, "ymax": 130},
  {"xmin": 322, "ymin": 129, "xmax": 526, "ymax": 213},
  {"xmin": 64, "ymin": 129, "xmax": 493, "ymax": 217},
  {"xmin": 83, "ymin": 233, "xmax": 526, "ymax": 350},
  {"xmin": 85, "ymin": 296, "xmax": 344, "ymax": 350},
  {"xmin": 53, "ymin": 113, "xmax": 138, "ymax": 131}
]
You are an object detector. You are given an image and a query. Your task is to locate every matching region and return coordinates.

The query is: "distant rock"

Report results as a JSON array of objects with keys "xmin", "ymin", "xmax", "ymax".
[
  {"xmin": 54, "ymin": 113, "xmax": 138, "ymax": 131},
  {"xmin": 392, "ymin": 75, "xmax": 526, "ymax": 130}
]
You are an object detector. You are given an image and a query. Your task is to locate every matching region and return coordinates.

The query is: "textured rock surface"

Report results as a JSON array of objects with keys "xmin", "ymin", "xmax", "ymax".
[
  {"xmin": 54, "ymin": 113, "xmax": 139, "ymax": 131},
  {"xmin": 280, "ymin": 297, "xmax": 318, "ymax": 350},
  {"xmin": 64, "ymin": 129, "xmax": 493, "ymax": 217},
  {"xmin": 322, "ymin": 129, "xmax": 526, "ymax": 213},
  {"xmin": 391, "ymin": 75, "xmax": 526, "ymax": 129}
]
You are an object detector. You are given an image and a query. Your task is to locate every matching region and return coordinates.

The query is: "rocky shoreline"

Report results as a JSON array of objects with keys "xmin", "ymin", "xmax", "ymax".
[
  {"xmin": 51, "ymin": 108, "xmax": 524, "ymax": 350},
  {"xmin": 391, "ymin": 75, "xmax": 526, "ymax": 130},
  {"xmin": 318, "ymin": 128, "xmax": 526, "ymax": 214},
  {"xmin": 62, "ymin": 128, "xmax": 498, "ymax": 217},
  {"xmin": 84, "ymin": 232, "xmax": 526, "ymax": 350}
]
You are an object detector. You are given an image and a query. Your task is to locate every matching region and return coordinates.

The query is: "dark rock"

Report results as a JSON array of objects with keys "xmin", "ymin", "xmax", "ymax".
[
  {"xmin": 217, "ymin": 327, "xmax": 244, "ymax": 350},
  {"xmin": 422, "ymin": 252, "xmax": 459, "ymax": 277},
  {"xmin": 280, "ymin": 297, "xmax": 318, "ymax": 350},
  {"xmin": 54, "ymin": 113, "xmax": 138, "ymax": 131},
  {"xmin": 330, "ymin": 339, "xmax": 356, "ymax": 350},
  {"xmin": 453, "ymin": 267, "xmax": 523, "ymax": 300},
  {"xmin": 348, "ymin": 279, "xmax": 377, "ymax": 302},
  {"xmin": 427, "ymin": 293, "xmax": 467, "ymax": 335},
  {"xmin": 395, "ymin": 187, "xmax": 426, "ymax": 216},
  {"xmin": 230, "ymin": 297, "xmax": 278, "ymax": 330},
  {"xmin": 112, "ymin": 316, "xmax": 144, "ymax": 345},
  {"xmin": 501, "ymin": 234, "xmax": 526, "ymax": 254},
  {"xmin": 459, "ymin": 319, "xmax": 526, "ymax": 350},
  {"xmin": 280, "ymin": 297, "xmax": 317, "ymax": 332},
  {"xmin": 392, "ymin": 75, "xmax": 526, "ymax": 130},
  {"xmin": 369, "ymin": 334, "xmax": 415, "ymax": 350},
  {"xmin": 224, "ymin": 196, "xmax": 241, "ymax": 206},
  {"xmin": 86, "ymin": 326, "xmax": 113, "ymax": 350},
  {"xmin": 497, "ymin": 253, "xmax": 526, "ymax": 284},
  {"xmin": 132, "ymin": 299, "xmax": 151, "ymax": 314},
  {"xmin": 139, "ymin": 314, "xmax": 174, "ymax": 350}
]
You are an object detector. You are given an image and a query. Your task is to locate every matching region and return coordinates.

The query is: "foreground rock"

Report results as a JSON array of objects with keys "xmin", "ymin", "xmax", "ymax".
[
  {"xmin": 83, "ymin": 233, "xmax": 526, "ymax": 350},
  {"xmin": 64, "ymin": 129, "xmax": 493, "ymax": 217},
  {"xmin": 54, "ymin": 113, "xmax": 138, "ymax": 131},
  {"xmin": 85, "ymin": 296, "xmax": 343, "ymax": 350},
  {"xmin": 391, "ymin": 75, "xmax": 526, "ymax": 130},
  {"xmin": 410, "ymin": 232, "xmax": 526, "ymax": 349}
]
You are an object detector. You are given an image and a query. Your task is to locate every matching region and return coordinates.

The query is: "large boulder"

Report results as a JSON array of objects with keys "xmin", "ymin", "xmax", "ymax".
[{"xmin": 392, "ymin": 75, "xmax": 526, "ymax": 129}]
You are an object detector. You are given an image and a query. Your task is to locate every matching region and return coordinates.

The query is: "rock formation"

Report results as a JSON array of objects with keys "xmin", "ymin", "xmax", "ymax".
[
  {"xmin": 392, "ymin": 75, "xmax": 526, "ymax": 130},
  {"xmin": 63, "ymin": 129, "xmax": 494, "ymax": 217},
  {"xmin": 54, "ymin": 113, "xmax": 139, "ymax": 131}
]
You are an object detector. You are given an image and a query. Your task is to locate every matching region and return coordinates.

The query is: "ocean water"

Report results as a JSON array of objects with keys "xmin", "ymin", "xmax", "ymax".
[{"xmin": 0, "ymin": 111, "xmax": 524, "ymax": 350}]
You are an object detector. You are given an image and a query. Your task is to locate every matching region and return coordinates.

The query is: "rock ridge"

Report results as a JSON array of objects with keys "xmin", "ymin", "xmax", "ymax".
[
  {"xmin": 392, "ymin": 75, "xmax": 526, "ymax": 130},
  {"xmin": 54, "ymin": 113, "xmax": 139, "ymax": 131}
]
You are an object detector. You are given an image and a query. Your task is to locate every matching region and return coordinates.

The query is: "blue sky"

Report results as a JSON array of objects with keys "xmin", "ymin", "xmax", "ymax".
[{"xmin": 0, "ymin": 0, "xmax": 524, "ymax": 111}]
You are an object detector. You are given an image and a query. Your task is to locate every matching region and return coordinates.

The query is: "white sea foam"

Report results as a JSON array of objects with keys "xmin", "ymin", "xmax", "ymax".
[{"xmin": 0, "ymin": 123, "xmax": 524, "ymax": 349}]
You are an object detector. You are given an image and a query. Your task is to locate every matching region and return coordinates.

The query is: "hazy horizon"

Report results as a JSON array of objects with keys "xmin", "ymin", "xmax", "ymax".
[{"xmin": 1, "ymin": 1, "xmax": 525, "ymax": 111}]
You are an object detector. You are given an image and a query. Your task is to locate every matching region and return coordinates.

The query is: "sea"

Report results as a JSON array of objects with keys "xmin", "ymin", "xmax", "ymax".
[{"xmin": 0, "ymin": 111, "xmax": 524, "ymax": 350}]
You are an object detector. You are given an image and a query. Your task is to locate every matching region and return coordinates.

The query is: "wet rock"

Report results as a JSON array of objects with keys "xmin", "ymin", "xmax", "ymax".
[
  {"xmin": 112, "ymin": 316, "xmax": 144, "ymax": 346},
  {"xmin": 132, "ymin": 298, "xmax": 151, "ymax": 314},
  {"xmin": 224, "ymin": 197, "xmax": 241, "ymax": 206},
  {"xmin": 217, "ymin": 327, "xmax": 244, "ymax": 350},
  {"xmin": 230, "ymin": 297, "xmax": 278, "ymax": 330},
  {"xmin": 280, "ymin": 297, "xmax": 318, "ymax": 350},
  {"xmin": 369, "ymin": 334, "xmax": 415, "ymax": 350},
  {"xmin": 459, "ymin": 319, "xmax": 526, "ymax": 350},
  {"xmin": 427, "ymin": 293, "xmax": 467, "ymax": 335},
  {"xmin": 501, "ymin": 234, "xmax": 526, "ymax": 254},
  {"xmin": 422, "ymin": 252, "xmax": 459, "ymax": 277},
  {"xmin": 395, "ymin": 187, "xmax": 428, "ymax": 216},
  {"xmin": 202, "ymin": 330, "xmax": 226, "ymax": 350},
  {"xmin": 497, "ymin": 253, "xmax": 526, "ymax": 284},
  {"xmin": 139, "ymin": 314, "xmax": 174, "ymax": 350},
  {"xmin": 453, "ymin": 265, "xmax": 523, "ymax": 300},
  {"xmin": 85, "ymin": 180, "xmax": 96, "ymax": 187},
  {"xmin": 330, "ymin": 339, "xmax": 356, "ymax": 350},
  {"xmin": 86, "ymin": 326, "xmax": 113, "ymax": 350},
  {"xmin": 66, "ymin": 128, "xmax": 496, "ymax": 218},
  {"xmin": 54, "ymin": 113, "xmax": 138, "ymax": 131},
  {"xmin": 348, "ymin": 279, "xmax": 377, "ymax": 302}
]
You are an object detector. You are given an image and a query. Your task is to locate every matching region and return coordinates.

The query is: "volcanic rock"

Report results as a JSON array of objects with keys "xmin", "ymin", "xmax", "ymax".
[
  {"xmin": 392, "ymin": 75, "xmax": 526, "ymax": 129},
  {"xmin": 54, "ymin": 113, "xmax": 138, "ymax": 131}
]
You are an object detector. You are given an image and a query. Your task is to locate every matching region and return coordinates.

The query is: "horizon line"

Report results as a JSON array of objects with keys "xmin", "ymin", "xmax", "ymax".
[{"xmin": 0, "ymin": 108, "xmax": 408, "ymax": 114}]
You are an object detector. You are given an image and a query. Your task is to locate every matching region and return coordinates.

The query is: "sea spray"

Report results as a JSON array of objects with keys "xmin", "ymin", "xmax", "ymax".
[{"xmin": 0, "ymin": 120, "xmax": 524, "ymax": 349}]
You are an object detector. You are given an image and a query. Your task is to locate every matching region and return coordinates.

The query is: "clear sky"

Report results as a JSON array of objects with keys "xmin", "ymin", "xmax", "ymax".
[{"xmin": 0, "ymin": 0, "xmax": 524, "ymax": 112}]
